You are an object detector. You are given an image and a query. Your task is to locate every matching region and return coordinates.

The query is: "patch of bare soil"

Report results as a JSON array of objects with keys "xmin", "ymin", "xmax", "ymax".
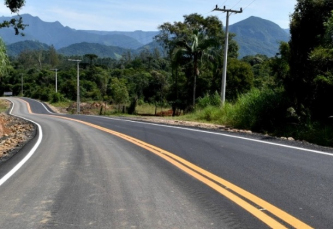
[
  {"xmin": 126, "ymin": 116, "xmax": 254, "ymax": 134},
  {"xmin": 0, "ymin": 100, "xmax": 36, "ymax": 161}
]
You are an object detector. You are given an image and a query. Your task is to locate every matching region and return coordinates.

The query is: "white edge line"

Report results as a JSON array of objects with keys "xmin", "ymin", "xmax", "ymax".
[
  {"xmin": 39, "ymin": 102, "xmax": 54, "ymax": 114},
  {"xmin": 25, "ymin": 98, "xmax": 54, "ymax": 114},
  {"xmin": 0, "ymin": 100, "xmax": 43, "ymax": 187},
  {"xmin": 90, "ymin": 115, "xmax": 333, "ymax": 157}
]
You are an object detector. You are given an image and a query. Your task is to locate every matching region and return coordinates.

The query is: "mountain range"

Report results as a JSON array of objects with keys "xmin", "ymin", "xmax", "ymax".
[{"xmin": 1, "ymin": 14, "xmax": 290, "ymax": 58}]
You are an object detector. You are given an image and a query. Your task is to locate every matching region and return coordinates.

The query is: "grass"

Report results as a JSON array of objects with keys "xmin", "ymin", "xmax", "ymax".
[
  {"xmin": 0, "ymin": 99, "xmax": 9, "ymax": 113},
  {"xmin": 135, "ymin": 103, "xmax": 171, "ymax": 115},
  {"xmin": 48, "ymin": 92, "xmax": 333, "ymax": 147},
  {"xmin": 50, "ymin": 101, "xmax": 71, "ymax": 108},
  {"xmin": 181, "ymin": 89, "xmax": 333, "ymax": 147}
]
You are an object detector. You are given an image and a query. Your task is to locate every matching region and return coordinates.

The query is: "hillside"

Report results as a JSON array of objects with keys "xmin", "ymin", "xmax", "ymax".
[
  {"xmin": 80, "ymin": 30, "xmax": 159, "ymax": 46},
  {"xmin": 230, "ymin": 16, "xmax": 290, "ymax": 58},
  {"xmin": 57, "ymin": 42, "xmax": 129, "ymax": 59},
  {"xmin": 1, "ymin": 14, "xmax": 290, "ymax": 58},
  {"xmin": 0, "ymin": 14, "xmax": 143, "ymax": 49},
  {"xmin": 6, "ymin": 40, "xmax": 50, "ymax": 56}
]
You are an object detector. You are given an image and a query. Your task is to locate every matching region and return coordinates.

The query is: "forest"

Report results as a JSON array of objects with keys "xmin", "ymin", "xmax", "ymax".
[{"xmin": 1, "ymin": 0, "xmax": 333, "ymax": 147}]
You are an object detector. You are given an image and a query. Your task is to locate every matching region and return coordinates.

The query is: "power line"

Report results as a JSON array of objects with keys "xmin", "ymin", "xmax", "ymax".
[
  {"xmin": 231, "ymin": 0, "xmax": 244, "ymax": 9},
  {"xmin": 243, "ymin": 0, "xmax": 256, "ymax": 10}
]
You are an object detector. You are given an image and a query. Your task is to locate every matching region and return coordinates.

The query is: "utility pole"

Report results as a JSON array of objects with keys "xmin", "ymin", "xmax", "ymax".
[
  {"xmin": 214, "ymin": 5, "xmax": 242, "ymax": 105},
  {"xmin": 51, "ymin": 69, "xmax": 58, "ymax": 93},
  {"xmin": 68, "ymin": 59, "xmax": 82, "ymax": 114},
  {"xmin": 21, "ymin": 73, "xmax": 23, "ymax": 96}
]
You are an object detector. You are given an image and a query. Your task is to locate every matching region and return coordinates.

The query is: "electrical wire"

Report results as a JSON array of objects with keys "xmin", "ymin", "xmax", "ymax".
[
  {"xmin": 243, "ymin": 0, "xmax": 256, "ymax": 10},
  {"xmin": 231, "ymin": 0, "xmax": 243, "ymax": 9}
]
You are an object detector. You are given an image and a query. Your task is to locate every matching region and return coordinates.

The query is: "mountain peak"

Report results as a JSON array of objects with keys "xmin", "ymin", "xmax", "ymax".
[
  {"xmin": 232, "ymin": 16, "xmax": 282, "ymax": 29},
  {"xmin": 229, "ymin": 16, "xmax": 290, "ymax": 58}
]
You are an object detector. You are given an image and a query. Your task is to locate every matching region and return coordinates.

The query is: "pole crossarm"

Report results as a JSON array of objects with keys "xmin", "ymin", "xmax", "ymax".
[{"xmin": 213, "ymin": 5, "xmax": 242, "ymax": 14}]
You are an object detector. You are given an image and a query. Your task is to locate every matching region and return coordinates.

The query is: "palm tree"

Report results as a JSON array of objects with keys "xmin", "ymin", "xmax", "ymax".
[{"xmin": 172, "ymin": 30, "xmax": 216, "ymax": 107}]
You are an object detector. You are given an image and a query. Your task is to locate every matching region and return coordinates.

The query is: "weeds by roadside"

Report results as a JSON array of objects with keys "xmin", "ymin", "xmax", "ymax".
[{"xmin": 182, "ymin": 89, "xmax": 333, "ymax": 147}]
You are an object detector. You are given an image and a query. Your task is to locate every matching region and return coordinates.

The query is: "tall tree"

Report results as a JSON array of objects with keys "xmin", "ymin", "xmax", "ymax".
[
  {"xmin": 49, "ymin": 45, "xmax": 59, "ymax": 67},
  {"xmin": 172, "ymin": 30, "xmax": 217, "ymax": 106},
  {"xmin": 307, "ymin": 10, "xmax": 333, "ymax": 120},
  {"xmin": 156, "ymin": 13, "xmax": 233, "ymax": 108},
  {"xmin": 0, "ymin": 38, "xmax": 9, "ymax": 85},
  {"xmin": 84, "ymin": 54, "xmax": 98, "ymax": 67},
  {"xmin": 288, "ymin": 0, "xmax": 333, "ymax": 118}
]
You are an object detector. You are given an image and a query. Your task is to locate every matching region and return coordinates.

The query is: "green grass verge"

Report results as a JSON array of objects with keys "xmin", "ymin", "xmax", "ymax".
[{"xmin": 0, "ymin": 99, "xmax": 9, "ymax": 113}]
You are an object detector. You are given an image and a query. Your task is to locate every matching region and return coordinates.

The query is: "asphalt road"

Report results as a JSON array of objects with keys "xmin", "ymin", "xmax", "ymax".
[{"xmin": 1, "ymin": 97, "xmax": 333, "ymax": 229}]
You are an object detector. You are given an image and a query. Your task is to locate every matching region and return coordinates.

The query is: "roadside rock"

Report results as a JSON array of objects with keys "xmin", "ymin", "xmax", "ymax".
[{"xmin": 0, "ymin": 112, "xmax": 36, "ymax": 160}]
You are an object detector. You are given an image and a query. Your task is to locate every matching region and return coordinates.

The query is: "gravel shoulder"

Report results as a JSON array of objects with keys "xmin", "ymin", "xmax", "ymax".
[{"xmin": 0, "ymin": 99, "xmax": 36, "ymax": 161}]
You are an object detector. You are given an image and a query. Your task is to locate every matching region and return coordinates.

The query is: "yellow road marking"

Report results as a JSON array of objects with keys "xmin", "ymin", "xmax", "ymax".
[
  {"xmin": 15, "ymin": 98, "xmax": 32, "ymax": 113},
  {"xmin": 51, "ymin": 115, "xmax": 313, "ymax": 229},
  {"xmin": 21, "ymin": 100, "xmax": 313, "ymax": 228}
]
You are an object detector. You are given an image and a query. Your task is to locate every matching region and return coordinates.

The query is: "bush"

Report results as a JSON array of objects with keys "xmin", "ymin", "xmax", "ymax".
[
  {"xmin": 229, "ymin": 88, "xmax": 290, "ymax": 131},
  {"xmin": 197, "ymin": 91, "xmax": 221, "ymax": 109},
  {"xmin": 51, "ymin": 92, "xmax": 65, "ymax": 103},
  {"xmin": 31, "ymin": 87, "xmax": 52, "ymax": 101}
]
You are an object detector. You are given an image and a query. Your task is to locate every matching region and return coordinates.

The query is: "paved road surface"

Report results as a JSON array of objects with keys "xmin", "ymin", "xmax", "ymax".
[{"xmin": 1, "ymin": 97, "xmax": 333, "ymax": 228}]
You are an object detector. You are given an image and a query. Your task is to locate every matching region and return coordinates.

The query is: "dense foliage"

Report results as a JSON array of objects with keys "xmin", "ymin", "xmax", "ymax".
[{"xmin": 288, "ymin": 0, "xmax": 333, "ymax": 122}]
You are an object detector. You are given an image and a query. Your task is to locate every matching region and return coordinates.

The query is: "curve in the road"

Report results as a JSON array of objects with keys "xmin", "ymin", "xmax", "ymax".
[
  {"xmin": 0, "ymin": 99, "xmax": 43, "ymax": 187},
  {"xmin": 46, "ymin": 114, "xmax": 313, "ymax": 229},
  {"xmin": 3, "ymin": 98, "xmax": 317, "ymax": 228}
]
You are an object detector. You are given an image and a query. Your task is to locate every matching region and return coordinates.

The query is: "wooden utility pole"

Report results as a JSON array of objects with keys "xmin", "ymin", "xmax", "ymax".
[{"xmin": 214, "ymin": 5, "xmax": 242, "ymax": 105}]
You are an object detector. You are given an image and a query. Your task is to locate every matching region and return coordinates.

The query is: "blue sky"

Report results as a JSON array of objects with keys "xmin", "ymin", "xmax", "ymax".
[{"xmin": 1, "ymin": 0, "xmax": 297, "ymax": 31}]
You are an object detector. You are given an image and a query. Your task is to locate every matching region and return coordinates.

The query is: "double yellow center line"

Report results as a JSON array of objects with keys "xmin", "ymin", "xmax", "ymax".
[
  {"xmin": 23, "ymin": 100, "xmax": 313, "ymax": 228},
  {"xmin": 53, "ymin": 115, "xmax": 313, "ymax": 229}
]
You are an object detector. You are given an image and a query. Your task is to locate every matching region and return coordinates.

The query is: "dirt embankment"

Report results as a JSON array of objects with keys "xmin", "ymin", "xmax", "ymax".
[{"xmin": 0, "ymin": 100, "xmax": 36, "ymax": 160}]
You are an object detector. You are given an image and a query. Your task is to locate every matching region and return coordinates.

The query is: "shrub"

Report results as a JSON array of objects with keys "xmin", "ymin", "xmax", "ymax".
[
  {"xmin": 51, "ymin": 92, "xmax": 65, "ymax": 103},
  {"xmin": 197, "ymin": 91, "xmax": 221, "ymax": 109},
  {"xmin": 229, "ymin": 88, "xmax": 290, "ymax": 131}
]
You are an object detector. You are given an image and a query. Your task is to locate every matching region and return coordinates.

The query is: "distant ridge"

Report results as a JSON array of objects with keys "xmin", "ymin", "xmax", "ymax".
[
  {"xmin": 1, "ymin": 14, "xmax": 290, "ymax": 58},
  {"xmin": 57, "ymin": 42, "xmax": 128, "ymax": 59},
  {"xmin": 6, "ymin": 40, "xmax": 50, "ymax": 56},
  {"xmin": 0, "ymin": 14, "xmax": 144, "ymax": 49}
]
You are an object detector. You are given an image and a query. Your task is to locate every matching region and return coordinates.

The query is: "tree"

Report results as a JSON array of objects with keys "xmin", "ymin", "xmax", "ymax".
[
  {"xmin": 49, "ymin": 45, "xmax": 59, "ymax": 67},
  {"xmin": 147, "ymin": 70, "xmax": 169, "ymax": 114},
  {"xmin": 155, "ymin": 13, "xmax": 231, "ymax": 108},
  {"xmin": 0, "ymin": 38, "xmax": 9, "ymax": 90},
  {"xmin": 269, "ymin": 42, "xmax": 290, "ymax": 87},
  {"xmin": 84, "ymin": 54, "xmax": 98, "ymax": 67},
  {"xmin": 287, "ymin": 0, "xmax": 333, "ymax": 121},
  {"xmin": 225, "ymin": 58, "xmax": 254, "ymax": 100},
  {"xmin": 110, "ymin": 77, "xmax": 129, "ymax": 112},
  {"xmin": 172, "ymin": 30, "xmax": 216, "ymax": 107},
  {"xmin": 288, "ymin": 0, "xmax": 333, "ymax": 114},
  {"xmin": 1, "ymin": 0, "xmax": 27, "ymax": 35},
  {"xmin": 307, "ymin": 11, "xmax": 333, "ymax": 120}
]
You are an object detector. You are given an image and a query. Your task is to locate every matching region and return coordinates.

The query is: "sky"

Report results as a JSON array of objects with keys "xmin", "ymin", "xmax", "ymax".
[{"xmin": 1, "ymin": 0, "xmax": 297, "ymax": 31}]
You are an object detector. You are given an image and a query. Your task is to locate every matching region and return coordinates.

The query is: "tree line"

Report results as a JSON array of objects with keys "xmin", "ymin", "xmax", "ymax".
[{"xmin": 1, "ymin": 0, "xmax": 333, "ymax": 146}]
